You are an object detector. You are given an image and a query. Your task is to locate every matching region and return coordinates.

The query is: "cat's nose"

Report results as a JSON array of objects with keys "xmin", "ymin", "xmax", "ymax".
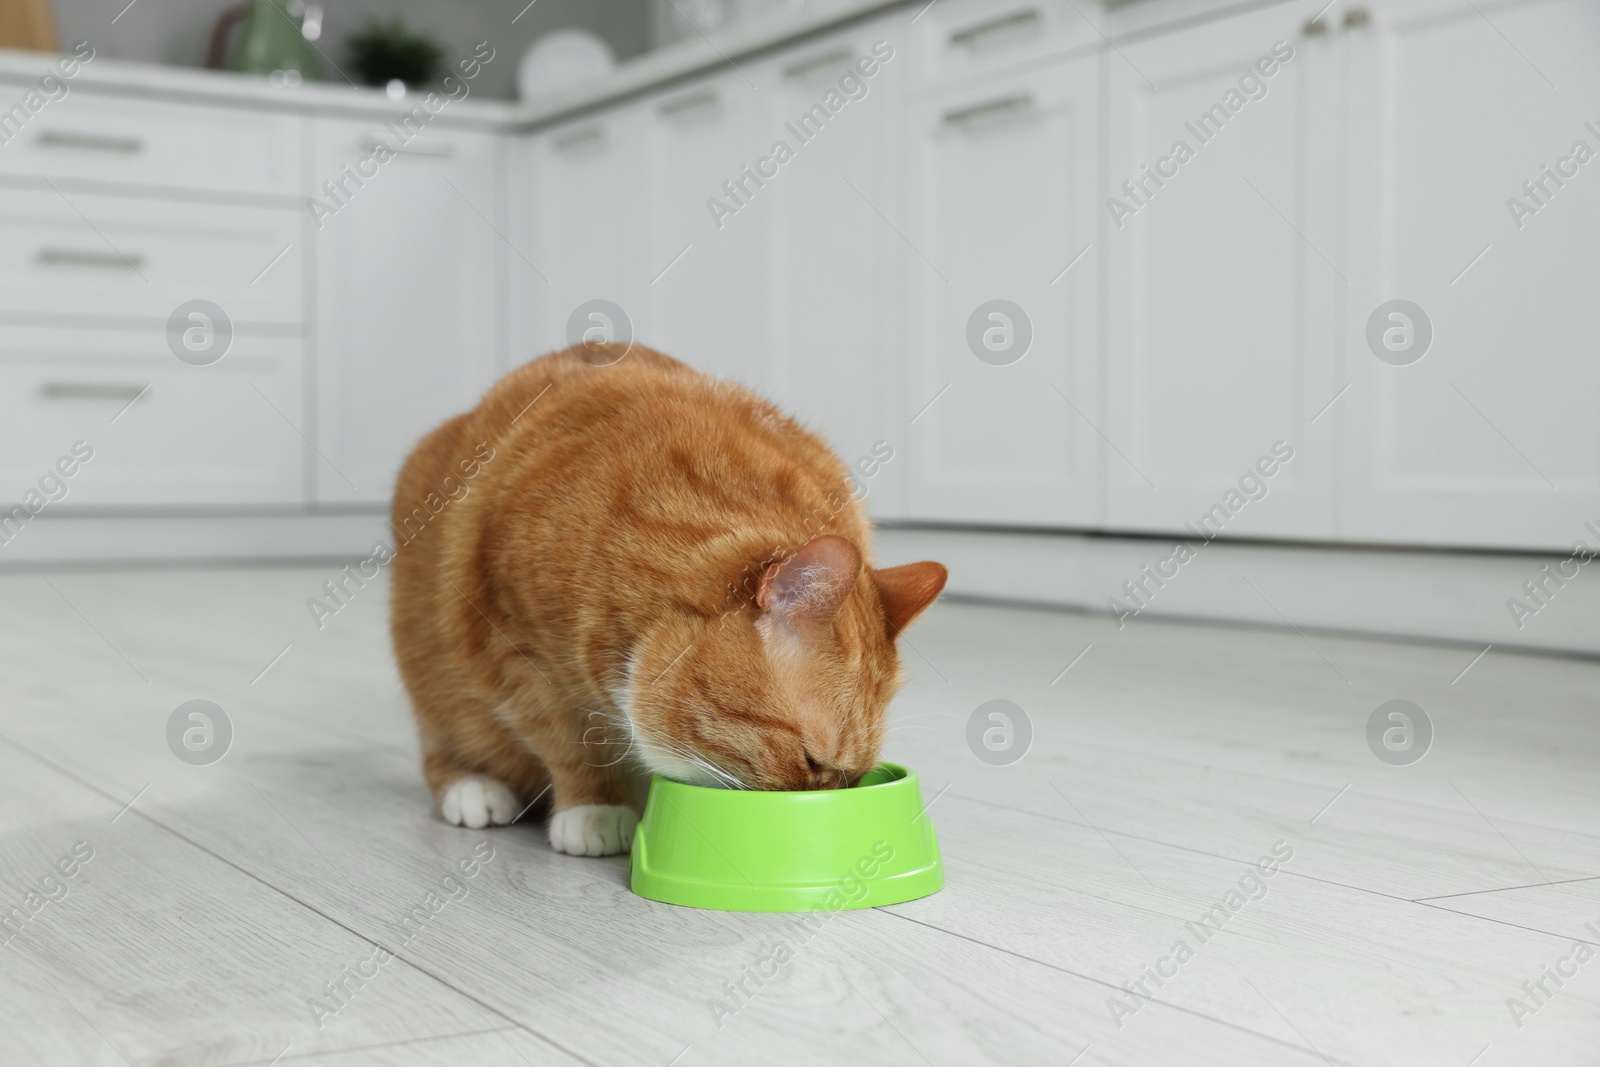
[
  {"xmin": 802, "ymin": 764, "xmax": 849, "ymax": 790},
  {"xmin": 798, "ymin": 750, "xmax": 851, "ymax": 790}
]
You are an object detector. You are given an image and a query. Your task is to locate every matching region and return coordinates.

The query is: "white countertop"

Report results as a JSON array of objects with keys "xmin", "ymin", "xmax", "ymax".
[{"xmin": 0, "ymin": 0, "xmax": 902, "ymax": 132}]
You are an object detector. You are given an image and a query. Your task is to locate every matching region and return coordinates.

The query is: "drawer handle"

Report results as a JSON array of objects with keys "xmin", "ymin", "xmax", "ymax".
[
  {"xmin": 37, "ymin": 248, "xmax": 145, "ymax": 270},
  {"xmin": 942, "ymin": 93, "xmax": 1035, "ymax": 127},
  {"xmin": 40, "ymin": 382, "xmax": 149, "ymax": 401},
  {"xmin": 658, "ymin": 88, "xmax": 719, "ymax": 118},
  {"xmin": 37, "ymin": 131, "xmax": 143, "ymax": 154},
  {"xmin": 552, "ymin": 124, "xmax": 604, "ymax": 151},
  {"xmin": 782, "ymin": 46, "xmax": 855, "ymax": 80},
  {"xmin": 361, "ymin": 136, "xmax": 455, "ymax": 157},
  {"xmin": 949, "ymin": 8, "xmax": 1040, "ymax": 48}
]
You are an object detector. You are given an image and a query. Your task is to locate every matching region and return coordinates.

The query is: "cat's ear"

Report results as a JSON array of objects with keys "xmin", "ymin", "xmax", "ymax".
[
  {"xmin": 873, "ymin": 561, "xmax": 948, "ymax": 638},
  {"xmin": 756, "ymin": 534, "xmax": 862, "ymax": 634}
]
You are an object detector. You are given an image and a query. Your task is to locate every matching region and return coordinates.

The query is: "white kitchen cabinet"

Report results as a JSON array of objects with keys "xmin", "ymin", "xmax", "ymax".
[
  {"xmin": 744, "ymin": 25, "xmax": 906, "ymax": 518},
  {"xmin": 311, "ymin": 117, "xmax": 501, "ymax": 506},
  {"xmin": 1103, "ymin": 3, "xmax": 1339, "ymax": 540},
  {"xmin": 517, "ymin": 105, "xmax": 650, "ymax": 361},
  {"xmin": 0, "ymin": 325, "xmax": 304, "ymax": 507},
  {"xmin": 640, "ymin": 71, "xmax": 761, "ymax": 387},
  {"xmin": 894, "ymin": 55, "xmax": 1100, "ymax": 527},
  {"xmin": 1341, "ymin": 0, "xmax": 1600, "ymax": 550}
]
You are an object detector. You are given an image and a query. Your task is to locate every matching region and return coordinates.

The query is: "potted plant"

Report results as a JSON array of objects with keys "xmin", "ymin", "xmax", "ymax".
[{"xmin": 347, "ymin": 17, "xmax": 443, "ymax": 91}]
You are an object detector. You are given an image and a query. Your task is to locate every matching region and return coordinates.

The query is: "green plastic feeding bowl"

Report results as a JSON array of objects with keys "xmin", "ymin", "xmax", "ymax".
[{"xmin": 630, "ymin": 762, "xmax": 943, "ymax": 912}]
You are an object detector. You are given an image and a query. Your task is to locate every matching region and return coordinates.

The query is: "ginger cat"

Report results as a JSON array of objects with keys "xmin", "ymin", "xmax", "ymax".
[{"xmin": 389, "ymin": 346, "xmax": 947, "ymax": 856}]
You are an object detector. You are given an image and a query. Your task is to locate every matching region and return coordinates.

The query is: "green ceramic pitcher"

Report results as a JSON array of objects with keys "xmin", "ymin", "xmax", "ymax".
[{"xmin": 228, "ymin": 0, "xmax": 322, "ymax": 81}]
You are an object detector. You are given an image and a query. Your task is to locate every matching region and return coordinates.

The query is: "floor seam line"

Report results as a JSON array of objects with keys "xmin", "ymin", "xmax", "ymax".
[
  {"xmin": 946, "ymin": 789, "xmax": 1596, "ymax": 909},
  {"xmin": 1409, "ymin": 899, "xmax": 1600, "ymax": 949},
  {"xmin": 1411, "ymin": 874, "xmax": 1600, "ymax": 901},
  {"xmin": 944, "ymin": 730, "xmax": 1600, "ymax": 844},
  {"xmin": 876, "ymin": 909, "xmax": 1373, "ymax": 1067},
  {"xmin": 202, "ymin": 1025, "xmax": 519, "ymax": 1067}
]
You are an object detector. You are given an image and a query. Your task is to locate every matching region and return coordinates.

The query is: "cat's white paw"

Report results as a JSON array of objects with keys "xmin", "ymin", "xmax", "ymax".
[
  {"xmin": 549, "ymin": 804, "xmax": 638, "ymax": 857},
  {"xmin": 440, "ymin": 775, "xmax": 519, "ymax": 829}
]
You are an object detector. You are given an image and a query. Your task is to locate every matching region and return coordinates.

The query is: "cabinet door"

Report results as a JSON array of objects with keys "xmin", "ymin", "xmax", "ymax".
[
  {"xmin": 1104, "ymin": 5, "xmax": 1339, "ymax": 540},
  {"xmin": 896, "ymin": 58, "xmax": 1099, "ymax": 527},
  {"xmin": 312, "ymin": 119, "xmax": 500, "ymax": 505},
  {"xmin": 1342, "ymin": 0, "xmax": 1600, "ymax": 550},
  {"xmin": 640, "ymin": 72, "xmax": 761, "ymax": 387},
  {"xmin": 745, "ymin": 28, "xmax": 906, "ymax": 519},
  {"xmin": 517, "ymin": 105, "xmax": 649, "ymax": 362}
]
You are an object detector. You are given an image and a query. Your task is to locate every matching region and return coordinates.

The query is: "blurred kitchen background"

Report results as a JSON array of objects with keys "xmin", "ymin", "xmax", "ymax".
[{"xmin": 1, "ymin": 0, "xmax": 1597, "ymax": 656}]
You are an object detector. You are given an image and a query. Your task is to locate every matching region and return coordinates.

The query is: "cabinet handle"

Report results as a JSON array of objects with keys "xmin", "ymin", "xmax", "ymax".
[
  {"xmin": 37, "ymin": 131, "xmax": 143, "ymax": 153},
  {"xmin": 1303, "ymin": 16, "xmax": 1329, "ymax": 35},
  {"xmin": 942, "ymin": 93, "xmax": 1035, "ymax": 127},
  {"xmin": 949, "ymin": 8, "xmax": 1040, "ymax": 48},
  {"xmin": 1343, "ymin": 6, "xmax": 1370, "ymax": 28},
  {"xmin": 37, "ymin": 248, "xmax": 145, "ymax": 270},
  {"xmin": 361, "ymin": 136, "xmax": 455, "ymax": 156},
  {"xmin": 658, "ymin": 88, "xmax": 719, "ymax": 118},
  {"xmin": 552, "ymin": 124, "xmax": 604, "ymax": 151},
  {"xmin": 782, "ymin": 46, "xmax": 855, "ymax": 80},
  {"xmin": 40, "ymin": 381, "xmax": 148, "ymax": 401}
]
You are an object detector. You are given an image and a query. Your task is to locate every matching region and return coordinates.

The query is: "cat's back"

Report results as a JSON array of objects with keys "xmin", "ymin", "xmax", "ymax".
[
  {"xmin": 472, "ymin": 343, "xmax": 692, "ymax": 432},
  {"xmin": 464, "ymin": 346, "xmax": 856, "ymax": 535}
]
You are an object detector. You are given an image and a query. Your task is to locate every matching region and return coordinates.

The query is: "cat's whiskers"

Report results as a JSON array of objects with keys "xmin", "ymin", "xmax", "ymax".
[
  {"xmin": 656, "ymin": 732, "xmax": 746, "ymax": 790},
  {"xmin": 623, "ymin": 712, "xmax": 748, "ymax": 790},
  {"xmin": 655, "ymin": 703, "xmax": 752, "ymax": 790},
  {"xmin": 605, "ymin": 701, "xmax": 699, "ymax": 777}
]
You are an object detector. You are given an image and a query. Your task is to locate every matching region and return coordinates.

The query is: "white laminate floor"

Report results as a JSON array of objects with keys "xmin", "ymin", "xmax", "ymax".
[{"xmin": 2, "ymin": 565, "xmax": 1598, "ymax": 1066}]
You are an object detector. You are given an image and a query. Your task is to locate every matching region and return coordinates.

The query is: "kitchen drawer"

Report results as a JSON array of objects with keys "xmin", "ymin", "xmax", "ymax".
[
  {"xmin": 906, "ymin": 0, "xmax": 1093, "ymax": 88},
  {"xmin": 0, "ymin": 327, "xmax": 305, "ymax": 507},
  {"xmin": 0, "ymin": 93, "xmax": 302, "ymax": 197},
  {"xmin": 0, "ymin": 186, "xmax": 301, "ymax": 324}
]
